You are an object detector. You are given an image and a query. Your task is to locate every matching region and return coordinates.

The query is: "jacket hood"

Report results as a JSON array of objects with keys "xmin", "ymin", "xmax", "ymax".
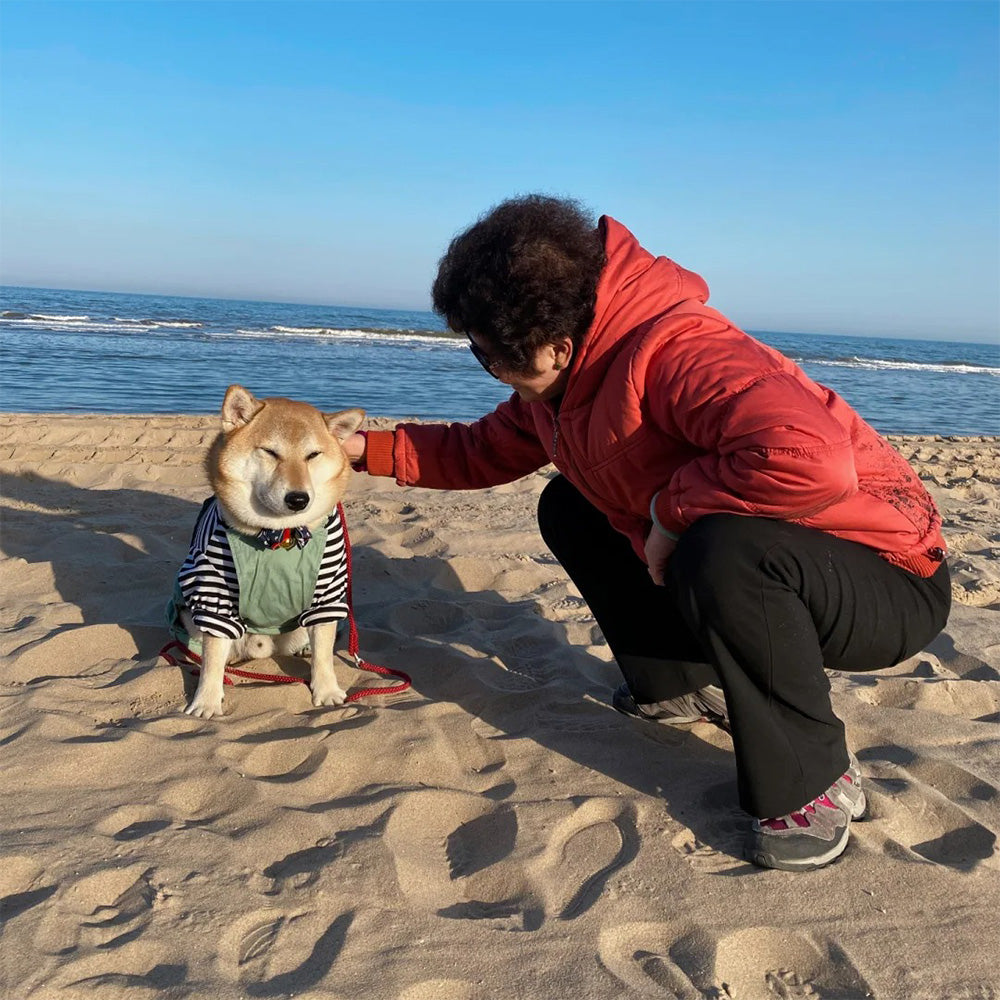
[{"xmin": 564, "ymin": 217, "xmax": 710, "ymax": 406}]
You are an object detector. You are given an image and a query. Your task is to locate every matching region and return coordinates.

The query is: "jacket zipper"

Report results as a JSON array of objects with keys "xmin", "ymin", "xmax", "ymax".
[{"xmin": 551, "ymin": 415, "xmax": 560, "ymax": 459}]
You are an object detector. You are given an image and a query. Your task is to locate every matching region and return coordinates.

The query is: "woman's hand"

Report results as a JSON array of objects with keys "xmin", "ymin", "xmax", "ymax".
[
  {"xmin": 644, "ymin": 527, "xmax": 677, "ymax": 586},
  {"xmin": 342, "ymin": 432, "xmax": 367, "ymax": 467}
]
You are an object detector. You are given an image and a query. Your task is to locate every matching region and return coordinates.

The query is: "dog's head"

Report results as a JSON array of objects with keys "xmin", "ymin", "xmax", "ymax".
[{"xmin": 208, "ymin": 384, "xmax": 365, "ymax": 532}]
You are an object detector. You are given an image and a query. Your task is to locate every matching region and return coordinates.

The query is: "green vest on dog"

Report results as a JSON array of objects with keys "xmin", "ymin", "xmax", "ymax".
[{"xmin": 167, "ymin": 498, "xmax": 348, "ymax": 655}]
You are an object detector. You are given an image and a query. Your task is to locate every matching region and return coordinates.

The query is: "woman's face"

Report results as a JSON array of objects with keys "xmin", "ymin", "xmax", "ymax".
[{"xmin": 468, "ymin": 333, "xmax": 573, "ymax": 403}]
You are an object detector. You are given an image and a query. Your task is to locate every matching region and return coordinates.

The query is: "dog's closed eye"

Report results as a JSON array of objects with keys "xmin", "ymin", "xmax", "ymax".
[
  {"xmin": 261, "ymin": 447, "xmax": 280, "ymax": 459},
  {"xmin": 306, "ymin": 451, "xmax": 321, "ymax": 461}
]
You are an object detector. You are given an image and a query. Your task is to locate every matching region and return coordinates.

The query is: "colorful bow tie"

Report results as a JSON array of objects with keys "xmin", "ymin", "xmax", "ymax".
[{"xmin": 257, "ymin": 526, "xmax": 313, "ymax": 550}]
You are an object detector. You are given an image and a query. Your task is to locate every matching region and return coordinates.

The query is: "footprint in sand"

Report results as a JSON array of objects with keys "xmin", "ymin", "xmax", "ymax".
[
  {"xmin": 668, "ymin": 780, "xmax": 751, "ymax": 876},
  {"xmin": 420, "ymin": 706, "xmax": 511, "ymax": 795},
  {"xmin": 487, "ymin": 631, "xmax": 573, "ymax": 684},
  {"xmin": 534, "ymin": 698, "xmax": 636, "ymax": 735},
  {"xmin": 463, "ymin": 597, "xmax": 531, "ymax": 628},
  {"xmin": 926, "ymin": 622, "xmax": 1000, "ymax": 682},
  {"xmin": 388, "ymin": 598, "xmax": 472, "ymax": 636},
  {"xmin": 225, "ymin": 741, "xmax": 330, "ymax": 784},
  {"xmin": 386, "ymin": 787, "xmax": 591, "ymax": 933},
  {"xmin": 0, "ymin": 855, "xmax": 57, "ymax": 930},
  {"xmin": 384, "ymin": 790, "xmax": 531, "ymax": 926},
  {"xmin": 888, "ymin": 751, "xmax": 1000, "ymax": 826},
  {"xmin": 531, "ymin": 797, "xmax": 639, "ymax": 921},
  {"xmin": 859, "ymin": 757, "xmax": 999, "ymax": 872},
  {"xmin": 210, "ymin": 710, "xmax": 372, "ymax": 791},
  {"xmin": 852, "ymin": 676, "xmax": 1000, "ymax": 718},
  {"xmin": 385, "ymin": 788, "xmax": 639, "ymax": 932},
  {"xmin": 35, "ymin": 866, "xmax": 161, "ymax": 956},
  {"xmin": 159, "ymin": 773, "xmax": 259, "ymax": 829},
  {"xmin": 260, "ymin": 810, "xmax": 392, "ymax": 892},
  {"xmin": 597, "ymin": 921, "xmax": 719, "ymax": 998},
  {"xmin": 4, "ymin": 623, "xmax": 147, "ymax": 685},
  {"xmin": 232, "ymin": 911, "xmax": 354, "ymax": 997},
  {"xmin": 221, "ymin": 907, "xmax": 289, "ymax": 973},
  {"xmin": 540, "ymin": 590, "xmax": 593, "ymax": 620},
  {"xmin": 670, "ymin": 821, "xmax": 748, "ymax": 876},
  {"xmin": 392, "ymin": 524, "xmax": 449, "ymax": 557},
  {"xmin": 438, "ymin": 800, "xmax": 542, "ymax": 932},
  {"xmin": 444, "ymin": 806, "xmax": 519, "ymax": 881},
  {"xmin": 94, "ymin": 804, "xmax": 173, "ymax": 842},
  {"xmin": 467, "ymin": 660, "xmax": 542, "ymax": 695},
  {"xmin": 713, "ymin": 926, "xmax": 875, "ymax": 999}
]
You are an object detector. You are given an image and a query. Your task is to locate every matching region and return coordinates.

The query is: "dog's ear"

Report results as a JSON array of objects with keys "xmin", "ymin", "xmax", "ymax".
[
  {"xmin": 325, "ymin": 407, "xmax": 366, "ymax": 441},
  {"xmin": 221, "ymin": 385, "xmax": 264, "ymax": 432}
]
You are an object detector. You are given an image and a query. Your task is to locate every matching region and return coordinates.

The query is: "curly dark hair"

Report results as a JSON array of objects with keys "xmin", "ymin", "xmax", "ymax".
[{"xmin": 431, "ymin": 194, "xmax": 606, "ymax": 373}]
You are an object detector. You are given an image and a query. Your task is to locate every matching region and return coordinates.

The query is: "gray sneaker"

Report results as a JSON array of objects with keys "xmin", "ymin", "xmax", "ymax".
[
  {"xmin": 612, "ymin": 682, "xmax": 729, "ymax": 729},
  {"xmin": 744, "ymin": 752, "xmax": 867, "ymax": 872}
]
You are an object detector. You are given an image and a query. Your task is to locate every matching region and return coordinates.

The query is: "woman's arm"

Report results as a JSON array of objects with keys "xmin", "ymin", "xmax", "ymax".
[{"xmin": 348, "ymin": 396, "xmax": 551, "ymax": 490}]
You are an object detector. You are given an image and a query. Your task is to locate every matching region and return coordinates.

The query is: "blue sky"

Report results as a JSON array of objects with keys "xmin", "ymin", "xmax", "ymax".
[{"xmin": 1, "ymin": 1, "xmax": 997, "ymax": 341}]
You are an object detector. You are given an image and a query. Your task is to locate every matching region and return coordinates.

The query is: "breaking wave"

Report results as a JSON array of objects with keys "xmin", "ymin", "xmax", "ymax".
[{"xmin": 802, "ymin": 356, "xmax": 999, "ymax": 377}]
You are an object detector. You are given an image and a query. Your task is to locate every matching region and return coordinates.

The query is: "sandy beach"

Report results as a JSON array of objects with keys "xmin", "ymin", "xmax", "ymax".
[{"xmin": 1, "ymin": 412, "xmax": 998, "ymax": 1000}]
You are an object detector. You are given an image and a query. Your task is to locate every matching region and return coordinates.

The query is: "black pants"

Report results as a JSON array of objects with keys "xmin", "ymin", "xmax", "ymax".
[{"xmin": 537, "ymin": 475, "xmax": 951, "ymax": 818}]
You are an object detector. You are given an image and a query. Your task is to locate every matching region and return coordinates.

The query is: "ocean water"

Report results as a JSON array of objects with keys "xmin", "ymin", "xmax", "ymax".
[{"xmin": 1, "ymin": 286, "xmax": 997, "ymax": 435}]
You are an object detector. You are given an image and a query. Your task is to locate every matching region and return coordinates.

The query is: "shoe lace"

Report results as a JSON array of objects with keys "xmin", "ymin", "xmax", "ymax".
[{"xmin": 760, "ymin": 771, "xmax": 856, "ymax": 831}]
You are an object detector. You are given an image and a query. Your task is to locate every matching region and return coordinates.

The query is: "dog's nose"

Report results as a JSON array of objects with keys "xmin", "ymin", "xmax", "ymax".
[{"xmin": 284, "ymin": 491, "xmax": 310, "ymax": 512}]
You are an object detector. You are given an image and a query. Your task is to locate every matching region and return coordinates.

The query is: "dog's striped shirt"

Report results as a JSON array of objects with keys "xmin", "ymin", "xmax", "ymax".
[{"xmin": 177, "ymin": 498, "xmax": 349, "ymax": 640}]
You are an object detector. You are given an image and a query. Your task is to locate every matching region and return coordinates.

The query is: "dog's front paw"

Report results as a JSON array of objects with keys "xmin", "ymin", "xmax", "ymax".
[
  {"xmin": 184, "ymin": 692, "xmax": 226, "ymax": 719},
  {"xmin": 310, "ymin": 680, "xmax": 347, "ymax": 707}
]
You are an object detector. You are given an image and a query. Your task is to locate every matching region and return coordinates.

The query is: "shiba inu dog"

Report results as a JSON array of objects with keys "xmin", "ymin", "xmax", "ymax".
[{"xmin": 169, "ymin": 384, "xmax": 365, "ymax": 719}]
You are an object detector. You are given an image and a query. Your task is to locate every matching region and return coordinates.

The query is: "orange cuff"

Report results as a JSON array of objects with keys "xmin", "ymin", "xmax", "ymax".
[{"xmin": 364, "ymin": 430, "xmax": 396, "ymax": 478}]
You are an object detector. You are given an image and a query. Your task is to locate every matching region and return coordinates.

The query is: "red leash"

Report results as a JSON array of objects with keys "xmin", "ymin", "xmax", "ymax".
[{"xmin": 159, "ymin": 502, "xmax": 411, "ymax": 702}]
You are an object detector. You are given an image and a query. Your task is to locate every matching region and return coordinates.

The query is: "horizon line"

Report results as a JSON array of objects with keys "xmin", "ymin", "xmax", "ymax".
[{"xmin": 2, "ymin": 281, "xmax": 997, "ymax": 347}]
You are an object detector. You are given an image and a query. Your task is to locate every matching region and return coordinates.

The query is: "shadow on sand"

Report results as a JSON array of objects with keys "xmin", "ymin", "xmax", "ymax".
[{"xmin": 4, "ymin": 470, "xmax": 761, "ymax": 871}]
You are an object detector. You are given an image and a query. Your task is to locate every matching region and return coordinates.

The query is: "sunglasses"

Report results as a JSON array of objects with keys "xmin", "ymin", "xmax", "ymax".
[{"xmin": 466, "ymin": 336, "xmax": 501, "ymax": 379}]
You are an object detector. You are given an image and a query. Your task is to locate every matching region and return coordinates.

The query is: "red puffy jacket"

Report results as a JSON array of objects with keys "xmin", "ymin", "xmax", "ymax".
[{"xmin": 365, "ymin": 217, "xmax": 946, "ymax": 578}]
